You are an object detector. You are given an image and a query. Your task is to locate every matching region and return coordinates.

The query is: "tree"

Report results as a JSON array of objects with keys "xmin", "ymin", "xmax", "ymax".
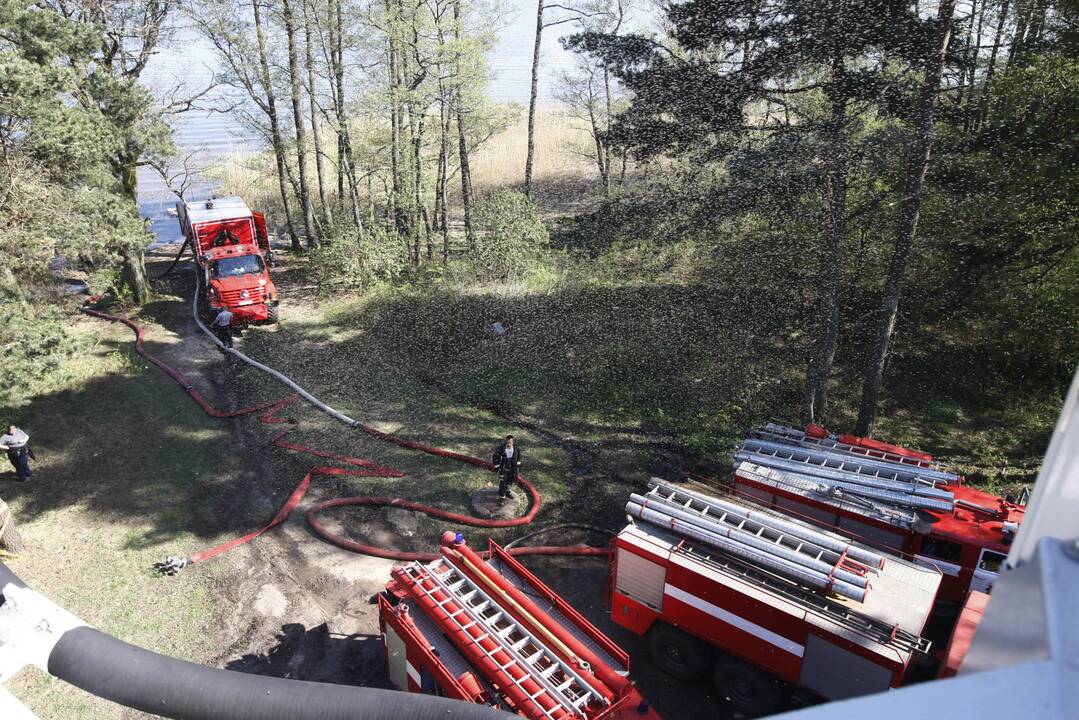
[
  {"xmin": 2, "ymin": 0, "xmax": 153, "ymax": 396},
  {"xmin": 37, "ymin": 0, "xmax": 182, "ymax": 304},
  {"xmin": 856, "ymin": 0, "xmax": 959, "ymax": 436},
  {"xmin": 524, "ymin": 0, "xmax": 611, "ymax": 200},
  {"xmin": 0, "ymin": 498, "xmax": 26, "ymax": 554},
  {"xmin": 303, "ymin": 0, "xmax": 333, "ymax": 229},
  {"xmin": 571, "ymin": 0, "xmax": 934, "ymax": 423},
  {"xmin": 190, "ymin": 0, "xmax": 302, "ymax": 251},
  {"xmin": 282, "ymin": 0, "xmax": 320, "ymax": 247}
]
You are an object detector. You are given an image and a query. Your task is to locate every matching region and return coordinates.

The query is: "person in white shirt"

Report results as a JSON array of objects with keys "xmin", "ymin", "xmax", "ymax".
[
  {"xmin": 491, "ymin": 435, "xmax": 522, "ymax": 500},
  {"xmin": 0, "ymin": 424, "xmax": 33, "ymax": 481},
  {"xmin": 211, "ymin": 308, "xmax": 234, "ymax": 349}
]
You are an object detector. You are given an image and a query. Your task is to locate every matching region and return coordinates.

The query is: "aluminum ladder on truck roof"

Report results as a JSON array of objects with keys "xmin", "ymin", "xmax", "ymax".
[
  {"xmin": 673, "ymin": 539, "xmax": 933, "ymax": 658},
  {"xmin": 734, "ymin": 460, "xmax": 954, "ymax": 516},
  {"xmin": 643, "ymin": 481, "xmax": 885, "ymax": 571},
  {"xmin": 400, "ymin": 559, "xmax": 606, "ymax": 719},
  {"xmin": 736, "ymin": 438, "xmax": 960, "ymax": 495},
  {"xmin": 751, "ymin": 423, "xmax": 940, "ymax": 469}
]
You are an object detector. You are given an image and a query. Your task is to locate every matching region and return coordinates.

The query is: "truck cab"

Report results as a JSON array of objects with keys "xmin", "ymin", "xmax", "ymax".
[{"xmin": 176, "ymin": 197, "xmax": 279, "ymax": 324}]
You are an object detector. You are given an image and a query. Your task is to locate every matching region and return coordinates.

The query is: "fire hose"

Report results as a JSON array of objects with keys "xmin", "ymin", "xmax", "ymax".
[{"xmin": 78, "ymin": 264, "xmax": 609, "ymax": 572}]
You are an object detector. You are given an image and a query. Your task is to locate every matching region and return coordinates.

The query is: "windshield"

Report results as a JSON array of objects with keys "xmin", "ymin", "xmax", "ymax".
[{"xmin": 210, "ymin": 255, "xmax": 264, "ymax": 279}]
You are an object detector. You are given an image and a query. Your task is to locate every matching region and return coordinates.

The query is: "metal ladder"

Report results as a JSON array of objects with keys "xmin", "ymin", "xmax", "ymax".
[
  {"xmin": 735, "ymin": 459, "xmax": 951, "ymax": 517},
  {"xmin": 676, "ymin": 542, "xmax": 932, "ymax": 656},
  {"xmin": 752, "ymin": 424, "xmax": 937, "ymax": 469},
  {"xmin": 645, "ymin": 484, "xmax": 861, "ymax": 572},
  {"xmin": 737, "ymin": 439, "xmax": 959, "ymax": 493},
  {"xmin": 401, "ymin": 559, "xmax": 605, "ymax": 719}
]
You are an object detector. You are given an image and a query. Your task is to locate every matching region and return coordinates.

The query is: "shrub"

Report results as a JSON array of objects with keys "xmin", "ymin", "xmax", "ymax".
[
  {"xmin": 305, "ymin": 226, "xmax": 408, "ymax": 291},
  {"xmin": 472, "ymin": 190, "xmax": 550, "ymax": 280}
]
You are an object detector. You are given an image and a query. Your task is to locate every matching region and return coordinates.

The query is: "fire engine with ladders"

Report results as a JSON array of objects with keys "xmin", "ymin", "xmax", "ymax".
[
  {"xmin": 174, "ymin": 196, "xmax": 280, "ymax": 325},
  {"xmin": 608, "ymin": 479, "xmax": 943, "ymax": 715},
  {"xmin": 730, "ymin": 423, "xmax": 1025, "ymax": 607},
  {"xmin": 379, "ymin": 531, "xmax": 661, "ymax": 720}
]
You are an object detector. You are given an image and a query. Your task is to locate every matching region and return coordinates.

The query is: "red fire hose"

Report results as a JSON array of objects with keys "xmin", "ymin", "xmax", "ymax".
[{"xmin": 79, "ymin": 303, "xmax": 608, "ymax": 569}]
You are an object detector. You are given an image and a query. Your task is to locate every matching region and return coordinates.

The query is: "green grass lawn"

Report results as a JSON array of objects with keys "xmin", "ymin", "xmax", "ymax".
[{"xmin": 3, "ymin": 316, "xmax": 234, "ymax": 718}]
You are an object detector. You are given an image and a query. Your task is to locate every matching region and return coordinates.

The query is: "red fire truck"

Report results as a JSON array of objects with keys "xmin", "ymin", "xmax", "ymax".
[
  {"xmin": 380, "ymin": 532, "xmax": 662, "ymax": 720},
  {"xmin": 731, "ymin": 424, "xmax": 1025, "ymax": 607},
  {"xmin": 176, "ymin": 196, "xmax": 279, "ymax": 324},
  {"xmin": 610, "ymin": 480, "xmax": 941, "ymax": 715}
]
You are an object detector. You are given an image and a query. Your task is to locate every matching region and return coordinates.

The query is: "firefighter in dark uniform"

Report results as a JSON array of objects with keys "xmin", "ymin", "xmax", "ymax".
[
  {"xmin": 0, "ymin": 423, "xmax": 34, "ymax": 482},
  {"xmin": 492, "ymin": 435, "xmax": 521, "ymax": 500}
]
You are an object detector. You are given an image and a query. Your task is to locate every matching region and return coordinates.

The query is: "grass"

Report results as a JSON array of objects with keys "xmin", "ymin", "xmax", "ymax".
[{"xmin": 2, "ymin": 308, "xmax": 238, "ymax": 718}]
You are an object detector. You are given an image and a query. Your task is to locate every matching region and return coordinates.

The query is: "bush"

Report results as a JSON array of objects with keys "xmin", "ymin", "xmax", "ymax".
[
  {"xmin": 472, "ymin": 190, "xmax": 550, "ymax": 280},
  {"xmin": 305, "ymin": 226, "xmax": 408, "ymax": 291},
  {"xmin": 0, "ymin": 300, "xmax": 79, "ymax": 411}
]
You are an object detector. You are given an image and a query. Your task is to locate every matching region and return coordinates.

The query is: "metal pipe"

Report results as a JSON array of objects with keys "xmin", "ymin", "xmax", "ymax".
[
  {"xmin": 629, "ymin": 495, "xmax": 869, "ymax": 589},
  {"xmin": 626, "ymin": 503, "xmax": 867, "ymax": 603},
  {"xmin": 648, "ymin": 479, "xmax": 886, "ymax": 568}
]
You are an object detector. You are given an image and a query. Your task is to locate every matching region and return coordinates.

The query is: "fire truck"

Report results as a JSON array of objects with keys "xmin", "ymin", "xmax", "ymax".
[
  {"xmin": 175, "ymin": 196, "xmax": 279, "ymax": 324},
  {"xmin": 730, "ymin": 423, "xmax": 1025, "ymax": 607},
  {"xmin": 609, "ymin": 480, "xmax": 941, "ymax": 715},
  {"xmin": 379, "ymin": 532, "xmax": 662, "ymax": 720}
]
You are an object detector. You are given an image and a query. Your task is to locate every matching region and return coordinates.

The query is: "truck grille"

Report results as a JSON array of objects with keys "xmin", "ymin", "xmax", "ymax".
[{"xmin": 218, "ymin": 286, "xmax": 265, "ymax": 305}]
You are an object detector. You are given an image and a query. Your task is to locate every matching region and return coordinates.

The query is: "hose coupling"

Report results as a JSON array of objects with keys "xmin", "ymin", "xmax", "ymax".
[{"xmin": 156, "ymin": 556, "xmax": 190, "ymax": 576}]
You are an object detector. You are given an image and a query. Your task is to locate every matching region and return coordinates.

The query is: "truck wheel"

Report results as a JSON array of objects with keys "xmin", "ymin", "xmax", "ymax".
[
  {"xmin": 646, "ymin": 623, "xmax": 712, "ymax": 681},
  {"xmin": 266, "ymin": 304, "xmax": 279, "ymax": 324},
  {"xmin": 712, "ymin": 656, "xmax": 787, "ymax": 716}
]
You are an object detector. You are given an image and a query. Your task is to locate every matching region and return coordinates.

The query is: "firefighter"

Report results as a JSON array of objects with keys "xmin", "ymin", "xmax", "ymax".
[
  {"xmin": 211, "ymin": 307, "xmax": 234, "ymax": 349},
  {"xmin": 0, "ymin": 423, "xmax": 34, "ymax": 482},
  {"xmin": 491, "ymin": 435, "xmax": 522, "ymax": 500}
]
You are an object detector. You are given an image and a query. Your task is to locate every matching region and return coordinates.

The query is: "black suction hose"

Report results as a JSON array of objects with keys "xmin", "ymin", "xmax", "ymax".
[
  {"xmin": 1, "ymin": 562, "xmax": 511, "ymax": 720},
  {"xmin": 155, "ymin": 236, "xmax": 192, "ymax": 279}
]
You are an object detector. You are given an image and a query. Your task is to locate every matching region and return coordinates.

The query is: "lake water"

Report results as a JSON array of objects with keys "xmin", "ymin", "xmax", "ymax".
[{"xmin": 138, "ymin": 0, "xmax": 582, "ymax": 243}]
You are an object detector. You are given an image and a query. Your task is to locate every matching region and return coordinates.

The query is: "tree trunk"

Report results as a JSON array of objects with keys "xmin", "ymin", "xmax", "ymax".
[
  {"xmin": 803, "ymin": 60, "xmax": 849, "ymax": 424},
  {"xmin": 856, "ymin": 0, "xmax": 957, "ymax": 436},
  {"xmin": 954, "ymin": 0, "xmax": 977, "ymax": 111},
  {"xmin": 253, "ymin": 0, "xmax": 302, "ymax": 252},
  {"xmin": 438, "ymin": 81, "xmax": 451, "ymax": 263},
  {"xmin": 283, "ymin": 0, "xmax": 319, "ymax": 248},
  {"xmin": 976, "ymin": 0, "xmax": 1010, "ymax": 128},
  {"xmin": 524, "ymin": 0, "xmax": 544, "ymax": 200},
  {"xmin": 410, "ymin": 104, "xmax": 426, "ymax": 264},
  {"xmin": 601, "ymin": 64, "xmax": 613, "ymax": 196},
  {"xmin": 452, "ymin": 0, "xmax": 475, "ymax": 249},
  {"xmin": 334, "ymin": 0, "xmax": 346, "ymax": 203},
  {"xmin": 0, "ymin": 499, "xmax": 27, "ymax": 554},
  {"xmin": 303, "ymin": 0, "xmax": 333, "ymax": 230},
  {"xmin": 587, "ymin": 99, "xmax": 608, "ymax": 189},
  {"xmin": 113, "ymin": 152, "xmax": 152, "ymax": 304},
  {"xmin": 387, "ymin": 4, "xmax": 408, "ymax": 241}
]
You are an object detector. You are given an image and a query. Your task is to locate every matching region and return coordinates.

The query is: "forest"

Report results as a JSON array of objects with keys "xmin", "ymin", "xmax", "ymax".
[{"xmin": 2, "ymin": 0, "xmax": 1077, "ymax": 487}]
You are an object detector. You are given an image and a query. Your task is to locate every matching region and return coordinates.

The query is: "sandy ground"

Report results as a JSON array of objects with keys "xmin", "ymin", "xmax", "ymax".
[{"xmin": 130, "ymin": 242, "xmax": 730, "ymax": 720}]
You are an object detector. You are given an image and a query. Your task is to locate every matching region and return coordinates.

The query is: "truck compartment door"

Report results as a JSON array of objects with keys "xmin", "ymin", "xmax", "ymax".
[
  {"xmin": 383, "ymin": 625, "xmax": 409, "ymax": 692},
  {"xmin": 799, "ymin": 634, "xmax": 894, "ymax": 699},
  {"xmin": 615, "ymin": 548, "xmax": 666, "ymax": 612}
]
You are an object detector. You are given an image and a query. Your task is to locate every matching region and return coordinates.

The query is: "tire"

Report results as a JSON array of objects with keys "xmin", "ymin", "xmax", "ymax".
[
  {"xmin": 266, "ymin": 304, "xmax": 280, "ymax": 324},
  {"xmin": 711, "ymin": 656, "xmax": 787, "ymax": 717},
  {"xmin": 645, "ymin": 623, "xmax": 712, "ymax": 681}
]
